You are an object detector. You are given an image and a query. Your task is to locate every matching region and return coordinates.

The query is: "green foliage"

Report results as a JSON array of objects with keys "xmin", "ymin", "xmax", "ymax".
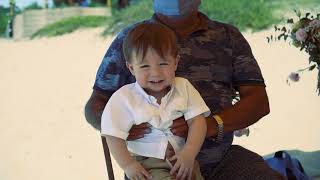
[
  {"xmin": 102, "ymin": 0, "xmax": 153, "ymax": 36},
  {"xmin": 200, "ymin": 0, "xmax": 280, "ymax": 32},
  {"xmin": 29, "ymin": 0, "xmax": 320, "ymax": 38},
  {"xmin": 101, "ymin": 0, "xmax": 280, "ymax": 35},
  {"xmin": 88, "ymin": 2, "xmax": 106, "ymax": 7},
  {"xmin": 276, "ymin": 0, "xmax": 320, "ymax": 9},
  {"xmin": 24, "ymin": 2, "xmax": 43, "ymax": 10},
  {"xmin": 31, "ymin": 16, "xmax": 108, "ymax": 38},
  {"xmin": 0, "ymin": 6, "xmax": 9, "ymax": 37},
  {"xmin": 52, "ymin": 0, "xmax": 68, "ymax": 8}
]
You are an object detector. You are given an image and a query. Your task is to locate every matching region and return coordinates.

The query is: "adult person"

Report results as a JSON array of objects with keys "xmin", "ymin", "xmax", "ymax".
[
  {"xmin": 85, "ymin": 0, "xmax": 284, "ymax": 179},
  {"xmin": 101, "ymin": 22, "xmax": 208, "ymax": 180}
]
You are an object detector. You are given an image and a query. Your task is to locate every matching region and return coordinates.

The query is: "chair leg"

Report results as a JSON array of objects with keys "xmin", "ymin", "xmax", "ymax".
[{"xmin": 101, "ymin": 136, "xmax": 115, "ymax": 180}]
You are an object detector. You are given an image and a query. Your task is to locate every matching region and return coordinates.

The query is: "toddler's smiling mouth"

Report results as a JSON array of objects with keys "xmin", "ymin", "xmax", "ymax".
[{"xmin": 149, "ymin": 80, "xmax": 164, "ymax": 84}]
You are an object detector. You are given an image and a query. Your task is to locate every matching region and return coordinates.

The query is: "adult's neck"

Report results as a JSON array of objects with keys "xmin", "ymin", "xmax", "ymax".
[{"xmin": 156, "ymin": 11, "xmax": 200, "ymax": 37}]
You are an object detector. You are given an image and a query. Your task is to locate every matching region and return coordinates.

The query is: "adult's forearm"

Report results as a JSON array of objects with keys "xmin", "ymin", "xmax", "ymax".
[
  {"xmin": 206, "ymin": 86, "xmax": 270, "ymax": 137},
  {"xmin": 222, "ymin": 87, "xmax": 269, "ymax": 132}
]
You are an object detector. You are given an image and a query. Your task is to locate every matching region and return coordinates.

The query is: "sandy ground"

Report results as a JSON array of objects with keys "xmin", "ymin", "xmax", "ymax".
[{"xmin": 0, "ymin": 27, "xmax": 319, "ymax": 180}]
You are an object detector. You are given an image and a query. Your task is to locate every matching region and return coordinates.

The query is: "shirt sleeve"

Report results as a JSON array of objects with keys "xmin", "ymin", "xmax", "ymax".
[
  {"xmin": 93, "ymin": 27, "xmax": 135, "ymax": 95},
  {"xmin": 100, "ymin": 90, "xmax": 134, "ymax": 140},
  {"xmin": 183, "ymin": 79, "xmax": 211, "ymax": 121},
  {"xmin": 228, "ymin": 25, "xmax": 266, "ymax": 87}
]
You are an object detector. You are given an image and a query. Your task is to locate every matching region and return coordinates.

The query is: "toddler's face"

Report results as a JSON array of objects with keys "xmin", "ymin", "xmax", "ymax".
[{"xmin": 127, "ymin": 48, "xmax": 178, "ymax": 97}]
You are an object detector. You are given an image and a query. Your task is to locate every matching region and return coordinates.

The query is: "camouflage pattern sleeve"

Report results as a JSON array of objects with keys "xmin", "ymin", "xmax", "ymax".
[
  {"xmin": 228, "ymin": 25, "xmax": 265, "ymax": 87},
  {"xmin": 93, "ymin": 27, "xmax": 135, "ymax": 96}
]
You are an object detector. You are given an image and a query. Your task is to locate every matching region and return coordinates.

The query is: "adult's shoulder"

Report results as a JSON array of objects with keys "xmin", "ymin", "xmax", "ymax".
[
  {"xmin": 198, "ymin": 11, "xmax": 241, "ymax": 35},
  {"xmin": 206, "ymin": 18, "xmax": 247, "ymax": 48},
  {"xmin": 207, "ymin": 19, "xmax": 241, "ymax": 35},
  {"xmin": 113, "ymin": 19, "xmax": 154, "ymax": 41}
]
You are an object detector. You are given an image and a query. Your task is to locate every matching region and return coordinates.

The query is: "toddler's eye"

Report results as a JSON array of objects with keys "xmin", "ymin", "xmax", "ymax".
[
  {"xmin": 140, "ymin": 65, "xmax": 149, "ymax": 68},
  {"xmin": 160, "ymin": 63, "xmax": 168, "ymax": 66}
]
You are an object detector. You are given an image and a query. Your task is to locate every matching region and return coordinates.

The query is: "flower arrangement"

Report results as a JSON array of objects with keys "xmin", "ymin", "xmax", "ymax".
[{"xmin": 268, "ymin": 10, "xmax": 320, "ymax": 94}]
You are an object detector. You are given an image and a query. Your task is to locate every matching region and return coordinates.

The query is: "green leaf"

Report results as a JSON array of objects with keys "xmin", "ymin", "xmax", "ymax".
[{"xmin": 294, "ymin": 9, "xmax": 301, "ymax": 18}]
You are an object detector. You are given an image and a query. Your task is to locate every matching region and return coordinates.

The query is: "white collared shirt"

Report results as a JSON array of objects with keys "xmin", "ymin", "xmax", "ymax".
[{"xmin": 101, "ymin": 77, "xmax": 210, "ymax": 159}]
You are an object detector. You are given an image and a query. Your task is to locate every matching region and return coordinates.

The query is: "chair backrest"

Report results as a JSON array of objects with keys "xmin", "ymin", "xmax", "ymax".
[{"xmin": 101, "ymin": 136, "xmax": 115, "ymax": 180}]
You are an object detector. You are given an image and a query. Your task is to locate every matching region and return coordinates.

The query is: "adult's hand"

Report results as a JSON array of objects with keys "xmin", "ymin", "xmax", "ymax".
[
  {"xmin": 127, "ymin": 123, "xmax": 152, "ymax": 141},
  {"xmin": 170, "ymin": 116, "xmax": 188, "ymax": 138}
]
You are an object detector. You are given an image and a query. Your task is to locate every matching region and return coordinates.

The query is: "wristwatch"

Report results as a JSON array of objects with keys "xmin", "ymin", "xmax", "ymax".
[{"xmin": 212, "ymin": 115, "xmax": 224, "ymax": 143}]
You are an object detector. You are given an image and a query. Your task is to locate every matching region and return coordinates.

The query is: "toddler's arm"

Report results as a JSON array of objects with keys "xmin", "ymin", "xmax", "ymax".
[
  {"xmin": 169, "ymin": 115, "xmax": 207, "ymax": 179},
  {"xmin": 105, "ymin": 135, "xmax": 152, "ymax": 180}
]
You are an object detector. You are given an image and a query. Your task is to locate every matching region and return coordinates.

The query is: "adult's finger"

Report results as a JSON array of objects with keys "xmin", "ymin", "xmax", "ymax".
[
  {"xmin": 170, "ymin": 116, "xmax": 187, "ymax": 128},
  {"xmin": 176, "ymin": 165, "xmax": 186, "ymax": 179},
  {"xmin": 165, "ymin": 143, "xmax": 175, "ymax": 159},
  {"xmin": 179, "ymin": 168, "xmax": 190, "ymax": 180},
  {"xmin": 138, "ymin": 174, "xmax": 146, "ymax": 180},
  {"xmin": 171, "ymin": 127, "xmax": 188, "ymax": 138},
  {"xmin": 188, "ymin": 170, "xmax": 192, "ymax": 180},
  {"xmin": 127, "ymin": 123, "xmax": 152, "ymax": 141},
  {"xmin": 170, "ymin": 159, "xmax": 180, "ymax": 175},
  {"xmin": 127, "ymin": 134, "xmax": 144, "ymax": 141},
  {"xmin": 135, "ymin": 122, "xmax": 152, "ymax": 129},
  {"xmin": 170, "ymin": 117, "xmax": 188, "ymax": 138},
  {"xmin": 141, "ymin": 167, "xmax": 152, "ymax": 179}
]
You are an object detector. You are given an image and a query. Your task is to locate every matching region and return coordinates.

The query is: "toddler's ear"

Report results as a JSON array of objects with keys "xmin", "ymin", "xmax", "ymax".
[
  {"xmin": 174, "ymin": 55, "xmax": 180, "ymax": 70},
  {"xmin": 175, "ymin": 55, "xmax": 180, "ymax": 65},
  {"xmin": 126, "ymin": 62, "xmax": 135, "ymax": 75}
]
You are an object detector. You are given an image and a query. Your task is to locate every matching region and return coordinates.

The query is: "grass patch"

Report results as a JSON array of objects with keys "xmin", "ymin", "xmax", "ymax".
[
  {"xmin": 102, "ymin": 0, "xmax": 280, "ymax": 35},
  {"xmin": 30, "ymin": 0, "xmax": 319, "ymax": 38},
  {"xmin": 102, "ymin": 0, "xmax": 320, "ymax": 35},
  {"xmin": 102, "ymin": 0, "xmax": 153, "ymax": 36},
  {"xmin": 31, "ymin": 16, "xmax": 108, "ymax": 38},
  {"xmin": 200, "ymin": 0, "xmax": 280, "ymax": 31}
]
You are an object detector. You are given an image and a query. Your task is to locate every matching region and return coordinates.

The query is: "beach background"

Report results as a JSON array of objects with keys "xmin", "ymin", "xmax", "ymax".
[
  {"xmin": 1, "ymin": 0, "xmax": 320, "ymax": 179},
  {"xmin": 1, "ymin": 26, "xmax": 319, "ymax": 180}
]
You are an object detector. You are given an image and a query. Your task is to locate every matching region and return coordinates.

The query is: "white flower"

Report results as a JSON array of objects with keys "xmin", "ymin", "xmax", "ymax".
[
  {"xmin": 288, "ymin": 72, "xmax": 300, "ymax": 82},
  {"xmin": 295, "ymin": 28, "xmax": 308, "ymax": 42}
]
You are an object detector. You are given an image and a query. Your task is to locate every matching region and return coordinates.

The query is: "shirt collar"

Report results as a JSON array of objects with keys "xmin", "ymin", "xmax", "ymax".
[{"xmin": 133, "ymin": 81, "xmax": 176, "ymax": 104}]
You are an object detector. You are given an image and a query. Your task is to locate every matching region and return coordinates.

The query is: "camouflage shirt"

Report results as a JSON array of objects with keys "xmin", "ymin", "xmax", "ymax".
[{"xmin": 93, "ymin": 13, "xmax": 265, "ymax": 166}]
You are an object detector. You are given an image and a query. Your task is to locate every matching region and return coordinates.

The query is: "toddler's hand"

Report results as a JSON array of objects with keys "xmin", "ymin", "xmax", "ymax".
[
  {"xmin": 169, "ymin": 148, "xmax": 195, "ymax": 180},
  {"xmin": 123, "ymin": 160, "xmax": 152, "ymax": 180}
]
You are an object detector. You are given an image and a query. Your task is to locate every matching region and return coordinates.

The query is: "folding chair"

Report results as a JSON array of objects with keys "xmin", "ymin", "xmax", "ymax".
[{"xmin": 101, "ymin": 136, "xmax": 115, "ymax": 180}]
